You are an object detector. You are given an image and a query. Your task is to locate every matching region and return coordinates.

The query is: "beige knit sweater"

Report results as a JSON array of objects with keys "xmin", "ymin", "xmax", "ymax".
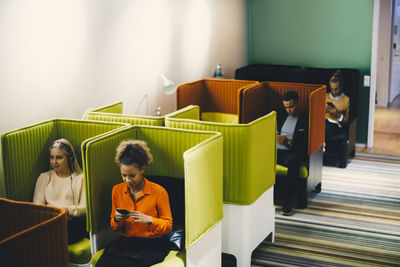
[{"xmin": 33, "ymin": 170, "xmax": 86, "ymax": 217}]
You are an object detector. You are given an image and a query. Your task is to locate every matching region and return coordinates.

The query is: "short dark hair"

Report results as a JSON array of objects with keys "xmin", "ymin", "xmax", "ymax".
[
  {"xmin": 329, "ymin": 70, "xmax": 344, "ymax": 89},
  {"xmin": 283, "ymin": 91, "xmax": 299, "ymax": 102}
]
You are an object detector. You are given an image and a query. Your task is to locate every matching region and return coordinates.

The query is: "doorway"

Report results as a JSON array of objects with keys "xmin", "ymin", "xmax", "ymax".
[{"xmin": 361, "ymin": 0, "xmax": 400, "ymax": 158}]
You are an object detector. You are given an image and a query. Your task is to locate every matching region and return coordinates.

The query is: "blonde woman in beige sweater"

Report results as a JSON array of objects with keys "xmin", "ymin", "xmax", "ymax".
[{"xmin": 33, "ymin": 138, "xmax": 87, "ymax": 243}]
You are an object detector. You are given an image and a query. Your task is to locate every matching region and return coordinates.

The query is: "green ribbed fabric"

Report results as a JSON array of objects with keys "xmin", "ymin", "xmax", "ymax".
[
  {"xmin": 87, "ymin": 112, "xmax": 164, "ymax": 126},
  {"xmin": 87, "ymin": 102, "xmax": 164, "ymax": 126},
  {"xmin": 1, "ymin": 119, "xmax": 128, "ymax": 264},
  {"xmin": 91, "ymin": 102, "xmax": 123, "ymax": 114},
  {"xmin": 165, "ymin": 105, "xmax": 276, "ymax": 205},
  {"xmin": 83, "ymin": 125, "xmax": 223, "ymax": 251},
  {"xmin": 1, "ymin": 119, "xmax": 127, "ymax": 202}
]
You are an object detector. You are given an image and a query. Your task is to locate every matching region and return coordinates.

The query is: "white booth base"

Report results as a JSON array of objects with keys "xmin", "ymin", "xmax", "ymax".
[
  {"xmin": 187, "ymin": 221, "xmax": 222, "ymax": 267},
  {"xmin": 222, "ymin": 186, "xmax": 275, "ymax": 267}
]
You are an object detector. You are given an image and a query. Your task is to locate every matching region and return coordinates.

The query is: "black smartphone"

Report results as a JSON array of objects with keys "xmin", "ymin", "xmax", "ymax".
[
  {"xmin": 327, "ymin": 102, "xmax": 335, "ymax": 107},
  {"xmin": 116, "ymin": 208, "xmax": 129, "ymax": 214}
]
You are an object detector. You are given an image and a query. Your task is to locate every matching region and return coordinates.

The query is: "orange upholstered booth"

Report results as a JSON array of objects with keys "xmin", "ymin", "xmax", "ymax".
[
  {"xmin": 0, "ymin": 198, "xmax": 69, "ymax": 267},
  {"xmin": 240, "ymin": 81, "xmax": 326, "ymax": 208},
  {"xmin": 177, "ymin": 78, "xmax": 259, "ymax": 123}
]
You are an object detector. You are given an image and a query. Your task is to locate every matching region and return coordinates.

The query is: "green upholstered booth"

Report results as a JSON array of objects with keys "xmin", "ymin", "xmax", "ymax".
[
  {"xmin": 1, "ymin": 119, "xmax": 129, "ymax": 266},
  {"xmin": 241, "ymin": 81, "xmax": 326, "ymax": 208},
  {"xmin": 165, "ymin": 105, "xmax": 276, "ymax": 267},
  {"xmin": 82, "ymin": 125, "xmax": 223, "ymax": 267},
  {"xmin": 86, "ymin": 102, "xmax": 164, "ymax": 126},
  {"xmin": 0, "ymin": 198, "xmax": 69, "ymax": 267}
]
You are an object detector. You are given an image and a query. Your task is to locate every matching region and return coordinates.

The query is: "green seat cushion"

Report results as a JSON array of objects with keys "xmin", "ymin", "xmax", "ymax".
[
  {"xmin": 152, "ymin": 250, "xmax": 186, "ymax": 266},
  {"xmin": 68, "ymin": 237, "xmax": 91, "ymax": 264},
  {"xmin": 276, "ymin": 164, "xmax": 308, "ymax": 179},
  {"xmin": 91, "ymin": 249, "xmax": 104, "ymax": 266},
  {"xmin": 201, "ymin": 112, "xmax": 238, "ymax": 124},
  {"xmin": 92, "ymin": 249, "xmax": 185, "ymax": 267}
]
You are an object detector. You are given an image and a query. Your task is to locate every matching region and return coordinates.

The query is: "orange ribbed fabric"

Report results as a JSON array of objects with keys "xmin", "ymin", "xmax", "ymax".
[
  {"xmin": 177, "ymin": 78, "xmax": 258, "ymax": 115},
  {"xmin": 0, "ymin": 198, "xmax": 69, "ymax": 267}
]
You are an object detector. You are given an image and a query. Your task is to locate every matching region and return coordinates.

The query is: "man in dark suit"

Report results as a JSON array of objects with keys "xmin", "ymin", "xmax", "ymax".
[{"xmin": 277, "ymin": 91, "xmax": 308, "ymax": 216}]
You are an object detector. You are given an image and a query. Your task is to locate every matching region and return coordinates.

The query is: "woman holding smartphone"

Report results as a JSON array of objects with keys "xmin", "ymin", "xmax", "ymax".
[{"xmin": 97, "ymin": 140, "xmax": 172, "ymax": 267}]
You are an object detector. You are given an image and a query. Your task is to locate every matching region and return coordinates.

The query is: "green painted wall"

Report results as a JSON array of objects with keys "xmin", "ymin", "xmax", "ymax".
[{"xmin": 248, "ymin": 0, "xmax": 374, "ymax": 143}]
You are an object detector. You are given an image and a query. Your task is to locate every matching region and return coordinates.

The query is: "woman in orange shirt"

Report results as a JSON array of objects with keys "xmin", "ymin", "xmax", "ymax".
[{"xmin": 97, "ymin": 140, "xmax": 173, "ymax": 267}]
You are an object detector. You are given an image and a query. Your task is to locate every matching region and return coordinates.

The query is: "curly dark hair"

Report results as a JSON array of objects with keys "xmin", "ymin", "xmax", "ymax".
[{"xmin": 115, "ymin": 140, "xmax": 153, "ymax": 169}]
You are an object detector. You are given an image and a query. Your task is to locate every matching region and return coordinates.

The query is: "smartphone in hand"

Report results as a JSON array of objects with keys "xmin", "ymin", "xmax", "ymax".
[
  {"xmin": 116, "ymin": 208, "xmax": 129, "ymax": 214},
  {"xmin": 327, "ymin": 102, "xmax": 335, "ymax": 107}
]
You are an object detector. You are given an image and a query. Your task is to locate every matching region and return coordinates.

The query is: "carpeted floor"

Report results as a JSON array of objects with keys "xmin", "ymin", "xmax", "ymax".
[{"xmin": 224, "ymin": 159, "xmax": 400, "ymax": 266}]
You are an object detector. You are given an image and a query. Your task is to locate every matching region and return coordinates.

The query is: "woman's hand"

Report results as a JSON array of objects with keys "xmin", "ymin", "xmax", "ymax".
[
  {"xmin": 114, "ymin": 209, "xmax": 130, "ymax": 222},
  {"xmin": 129, "ymin": 211, "xmax": 153, "ymax": 225}
]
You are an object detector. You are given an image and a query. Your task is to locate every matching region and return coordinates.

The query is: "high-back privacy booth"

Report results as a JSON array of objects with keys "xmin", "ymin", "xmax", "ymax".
[
  {"xmin": 85, "ymin": 102, "xmax": 165, "ymax": 126},
  {"xmin": 1, "ymin": 119, "xmax": 129, "ymax": 266},
  {"xmin": 176, "ymin": 78, "xmax": 259, "ymax": 124},
  {"xmin": 241, "ymin": 81, "xmax": 326, "ymax": 208},
  {"xmin": 235, "ymin": 64, "xmax": 360, "ymax": 168},
  {"xmin": 83, "ymin": 125, "xmax": 223, "ymax": 267},
  {"xmin": 0, "ymin": 198, "xmax": 69, "ymax": 267},
  {"xmin": 165, "ymin": 105, "xmax": 276, "ymax": 267}
]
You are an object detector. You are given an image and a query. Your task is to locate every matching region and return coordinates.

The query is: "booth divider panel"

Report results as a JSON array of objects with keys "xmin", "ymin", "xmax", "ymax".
[
  {"xmin": 183, "ymin": 134, "xmax": 223, "ymax": 248},
  {"xmin": 91, "ymin": 102, "xmax": 123, "ymax": 114},
  {"xmin": 87, "ymin": 112, "xmax": 164, "ymax": 126},
  {"xmin": 166, "ymin": 109, "xmax": 276, "ymax": 205},
  {"xmin": 1, "ymin": 121, "xmax": 56, "ymax": 201}
]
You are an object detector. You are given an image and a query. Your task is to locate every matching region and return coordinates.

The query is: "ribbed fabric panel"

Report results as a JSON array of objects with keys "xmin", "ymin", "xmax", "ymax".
[
  {"xmin": 166, "ymin": 108, "xmax": 276, "ymax": 205},
  {"xmin": 55, "ymin": 119, "xmax": 127, "ymax": 164},
  {"xmin": 0, "ymin": 198, "xmax": 69, "ymax": 267},
  {"xmin": 84, "ymin": 125, "xmax": 222, "ymax": 252},
  {"xmin": 87, "ymin": 112, "xmax": 164, "ymax": 126},
  {"xmin": 165, "ymin": 105, "xmax": 200, "ymax": 120},
  {"xmin": 309, "ymin": 86, "xmax": 326, "ymax": 154},
  {"xmin": 177, "ymin": 79, "xmax": 258, "ymax": 115},
  {"xmin": 183, "ymin": 133, "xmax": 223, "ymax": 249},
  {"xmin": 1, "ymin": 120, "xmax": 56, "ymax": 201},
  {"xmin": 177, "ymin": 80, "xmax": 207, "ymax": 110},
  {"xmin": 91, "ymin": 102, "xmax": 123, "ymax": 114}
]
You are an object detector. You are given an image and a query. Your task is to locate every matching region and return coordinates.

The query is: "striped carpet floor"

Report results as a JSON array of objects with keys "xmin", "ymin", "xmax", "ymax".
[{"xmin": 249, "ymin": 159, "xmax": 400, "ymax": 267}]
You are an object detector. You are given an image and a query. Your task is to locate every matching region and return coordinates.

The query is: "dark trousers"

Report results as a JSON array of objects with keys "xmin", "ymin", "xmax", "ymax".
[
  {"xmin": 96, "ymin": 237, "xmax": 170, "ymax": 267},
  {"xmin": 277, "ymin": 149, "xmax": 301, "ymax": 212},
  {"xmin": 325, "ymin": 120, "xmax": 342, "ymax": 141},
  {"xmin": 68, "ymin": 215, "xmax": 88, "ymax": 244}
]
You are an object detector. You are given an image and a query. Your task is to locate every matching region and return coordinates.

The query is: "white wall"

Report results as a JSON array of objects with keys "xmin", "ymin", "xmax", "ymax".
[
  {"xmin": 376, "ymin": 0, "xmax": 392, "ymax": 107},
  {"xmin": 0, "ymin": 0, "xmax": 248, "ymax": 197},
  {"xmin": 390, "ymin": 0, "xmax": 400, "ymax": 103}
]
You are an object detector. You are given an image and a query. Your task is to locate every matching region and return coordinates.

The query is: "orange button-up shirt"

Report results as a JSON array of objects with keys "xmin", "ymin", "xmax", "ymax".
[{"xmin": 110, "ymin": 178, "xmax": 173, "ymax": 238}]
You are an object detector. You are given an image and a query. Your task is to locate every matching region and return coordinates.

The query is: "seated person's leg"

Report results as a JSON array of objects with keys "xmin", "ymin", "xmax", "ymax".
[
  {"xmin": 277, "ymin": 150, "xmax": 301, "ymax": 214},
  {"xmin": 67, "ymin": 215, "xmax": 88, "ymax": 244},
  {"xmin": 325, "ymin": 120, "xmax": 341, "ymax": 141}
]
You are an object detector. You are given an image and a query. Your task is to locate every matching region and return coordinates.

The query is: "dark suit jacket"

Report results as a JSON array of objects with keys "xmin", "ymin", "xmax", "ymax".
[{"xmin": 277, "ymin": 111, "xmax": 309, "ymax": 160}]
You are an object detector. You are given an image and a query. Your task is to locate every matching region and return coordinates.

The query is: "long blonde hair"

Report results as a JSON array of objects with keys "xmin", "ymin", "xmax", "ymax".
[{"xmin": 50, "ymin": 138, "xmax": 82, "ymax": 174}]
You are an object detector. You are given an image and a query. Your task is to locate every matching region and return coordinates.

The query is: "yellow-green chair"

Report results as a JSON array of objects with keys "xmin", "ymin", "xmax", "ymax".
[
  {"xmin": 83, "ymin": 125, "xmax": 223, "ymax": 267},
  {"xmin": 165, "ymin": 105, "xmax": 276, "ymax": 267},
  {"xmin": 85, "ymin": 102, "xmax": 165, "ymax": 126},
  {"xmin": 1, "ymin": 119, "xmax": 129, "ymax": 267}
]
